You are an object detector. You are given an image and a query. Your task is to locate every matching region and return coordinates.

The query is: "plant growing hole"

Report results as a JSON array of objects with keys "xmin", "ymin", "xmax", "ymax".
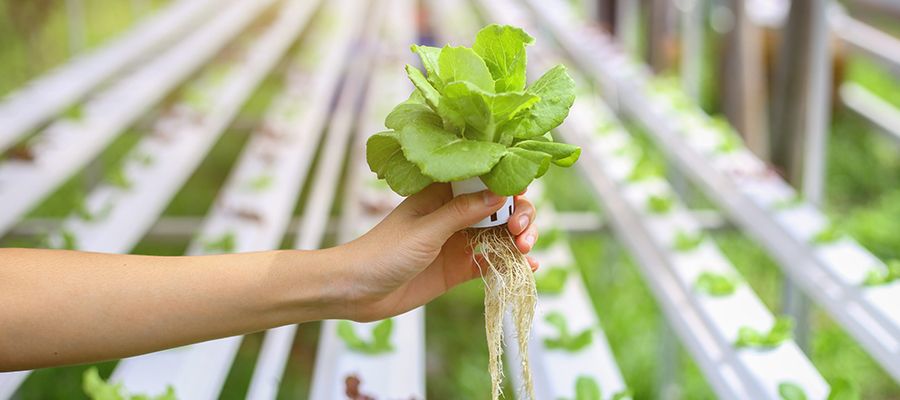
[
  {"xmin": 543, "ymin": 311, "xmax": 593, "ymax": 352},
  {"xmin": 734, "ymin": 316, "xmax": 793, "ymax": 349},
  {"xmin": 365, "ymin": 24, "xmax": 579, "ymax": 400},
  {"xmin": 336, "ymin": 319, "xmax": 393, "ymax": 355}
]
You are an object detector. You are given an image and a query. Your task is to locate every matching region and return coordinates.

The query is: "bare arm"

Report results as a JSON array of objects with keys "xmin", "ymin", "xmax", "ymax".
[{"xmin": 0, "ymin": 184, "xmax": 538, "ymax": 372}]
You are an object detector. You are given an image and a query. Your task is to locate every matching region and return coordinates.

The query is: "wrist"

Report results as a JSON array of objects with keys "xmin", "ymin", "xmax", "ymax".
[{"xmin": 265, "ymin": 248, "xmax": 356, "ymax": 324}]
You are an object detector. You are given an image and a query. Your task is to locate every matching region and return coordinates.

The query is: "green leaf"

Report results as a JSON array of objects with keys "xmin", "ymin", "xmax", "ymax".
[
  {"xmin": 59, "ymin": 230, "xmax": 78, "ymax": 250},
  {"xmin": 611, "ymin": 389, "xmax": 633, "ymax": 400},
  {"xmin": 203, "ymin": 232, "xmax": 235, "ymax": 254},
  {"xmin": 410, "ymin": 44, "xmax": 443, "ymax": 89},
  {"xmin": 543, "ymin": 311, "xmax": 593, "ymax": 352},
  {"xmin": 504, "ymin": 64, "xmax": 575, "ymax": 139},
  {"xmin": 438, "ymin": 45, "xmax": 494, "ymax": 92},
  {"xmin": 366, "ymin": 131, "xmax": 433, "ymax": 196},
  {"xmin": 481, "ymin": 147, "xmax": 551, "ymax": 195},
  {"xmin": 574, "ymin": 376, "xmax": 602, "ymax": 400},
  {"xmin": 536, "ymin": 268, "xmax": 568, "ymax": 294},
  {"xmin": 778, "ymin": 382, "xmax": 808, "ymax": 400},
  {"xmin": 514, "ymin": 140, "xmax": 581, "ymax": 167},
  {"xmin": 472, "ymin": 24, "xmax": 534, "ymax": 92},
  {"xmin": 105, "ymin": 164, "xmax": 132, "ymax": 190},
  {"xmin": 694, "ymin": 271, "xmax": 739, "ymax": 297},
  {"xmin": 627, "ymin": 155, "xmax": 665, "ymax": 182},
  {"xmin": 337, "ymin": 320, "xmax": 367, "ymax": 350},
  {"xmin": 672, "ymin": 230, "xmax": 705, "ymax": 252},
  {"xmin": 398, "ymin": 121, "xmax": 506, "ymax": 182},
  {"xmin": 735, "ymin": 317, "xmax": 794, "ymax": 349},
  {"xmin": 83, "ymin": 367, "xmax": 125, "ymax": 400},
  {"xmin": 244, "ymin": 175, "xmax": 273, "ymax": 192},
  {"xmin": 385, "ymin": 102, "xmax": 442, "ymax": 131},
  {"xmin": 772, "ymin": 194, "xmax": 804, "ymax": 210},
  {"xmin": 533, "ymin": 228, "xmax": 562, "ymax": 250},
  {"xmin": 336, "ymin": 320, "xmax": 394, "ymax": 355},
  {"xmin": 371, "ymin": 318, "xmax": 394, "ymax": 352},
  {"xmin": 405, "ymin": 64, "xmax": 442, "ymax": 112},
  {"xmin": 442, "ymin": 80, "xmax": 539, "ymax": 142}
]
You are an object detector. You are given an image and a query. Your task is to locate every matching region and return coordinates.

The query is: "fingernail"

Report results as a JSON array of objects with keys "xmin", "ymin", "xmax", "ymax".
[
  {"xmin": 518, "ymin": 215, "xmax": 530, "ymax": 230},
  {"xmin": 483, "ymin": 190, "xmax": 503, "ymax": 205},
  {"xmin": 525, "ymin": 233, "xmax": 535, "ymax": 247}
]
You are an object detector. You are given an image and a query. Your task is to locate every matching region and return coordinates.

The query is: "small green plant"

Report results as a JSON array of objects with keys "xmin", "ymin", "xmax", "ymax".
[
  {"xmin": 627, "ymin": 154, "xmax": 665, "ymax": 182},
  {"xmin": 559, "ymin": 376, "xmax": 601, "ymax": 400},
  {"xmin": 611, "ymin": 389, "xmax": 634, "ymax": 400},
  {"xmin": 535, "ymin": 267, "xmax": 568, "ymax": 295},
  {"xmin": 646, "ymin": 194, "xmax": 674, "ymax": 214},
  {"xmin": 105, "ymin": 164, "xmax": 132, "ymax": 190},
  {"xmin": 83, "ymin": 367, "xmax": 176, "ymax": 400},
  {"xmin": 778, "ymin": 382, "xmax": 807, "ymax": 400},
  {"xmin": 694, "ymin": 271, "xmax": 739, "ymax": 297},
  {"xmin": 735, "ymin": 317, "xmax": 793, "ymax": 349},
  {"xmin": 46, "ymin": 230, "xmax": 79, "ymax": 250},
  {"xmin": 716, "ymin": 132, "xmax": 741, "ymax": 154},
  {"xmin": 202, "ymin": 232, "xmax": 236, "ymax": 253},
  {"xmin": 64, "ymin": 104, "xmax": 85, "ymax": 121},
  {"xmin": 543, "ymin": 311, "xmax": 593, "ymax": 352},
  {"xmin": 533, "ymin": 228, "xmax": 562, "ymax": 251},
  {"xmin": 811, "ymin": 223, "xmax": 844, "ymax": 245},
  {"xmin": 131, "ymin": 152, "xmax": 155, "ymax": 167},
  {"xmin": 244, "ymin": 174, "xmax": 274, "ymax": 192},
  {"xmin": 336, "ymin": 319, "xmax": 394, "ymax": 355},
  {"xmin": 862, "ymin": 259, "xmax": 900, "ymax": 287},
  {"xmin": 72, "ymin": 191, "xmax": 113, "ymax": 222},
  {"xmin": 777, "ymin": 378, "xmax": 860, "ymax": 400},
  {"xmin": 672, "ymin": 230, "xmax": 704, "ymax": 252}
]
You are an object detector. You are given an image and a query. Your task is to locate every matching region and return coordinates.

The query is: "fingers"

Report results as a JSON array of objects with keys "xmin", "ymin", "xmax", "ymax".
[
  {"xmin": 399, "ymin": 183, "xmax": 453, "ymax": 216},
  {"xmin": 416, "ymin": 189, "xmax": 506, "ymax": 243},
  {"xmin": 508, "ymin": 196, "xmax": 536, "ymax": 236},
  {"xmin": 515, "ymin": 222, "xmax": 538, "ymax": 254},
  {"xmin": 527, "ymin": 256, "xmax": 539, "ymax": 272}
]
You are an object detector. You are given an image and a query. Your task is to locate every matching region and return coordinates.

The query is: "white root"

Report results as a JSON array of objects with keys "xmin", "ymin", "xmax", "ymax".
[{"xmin": 470, "ymin": 226, "xmax": 536, "ymax": 400}]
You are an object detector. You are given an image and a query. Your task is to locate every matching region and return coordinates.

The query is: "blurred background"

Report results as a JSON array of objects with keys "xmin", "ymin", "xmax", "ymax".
[{"xmin": 1, "ymin": 0, "xmax": 899, "ymax": 399}]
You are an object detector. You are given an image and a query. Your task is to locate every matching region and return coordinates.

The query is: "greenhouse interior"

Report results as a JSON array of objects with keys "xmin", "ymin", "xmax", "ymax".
[{"xmin": 1, "ymin": 0, "xmax": 899, "ymax": 399}]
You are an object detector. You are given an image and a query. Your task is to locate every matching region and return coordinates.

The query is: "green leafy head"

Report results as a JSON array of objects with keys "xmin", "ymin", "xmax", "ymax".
[{"xmin": 366, "ymin": 24, "xmax": 580, "ymax": 196}]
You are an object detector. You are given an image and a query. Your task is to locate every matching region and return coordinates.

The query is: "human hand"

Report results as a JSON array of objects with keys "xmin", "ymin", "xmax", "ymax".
[{"xmin": 337, "ymin": 183, "xmax": 539, "ymax": 322}]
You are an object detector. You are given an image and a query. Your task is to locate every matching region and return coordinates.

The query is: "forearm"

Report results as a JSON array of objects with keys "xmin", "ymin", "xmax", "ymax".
[{"xmin": 0, "ymin": 247, "xmax": 351, "ymax": 371}]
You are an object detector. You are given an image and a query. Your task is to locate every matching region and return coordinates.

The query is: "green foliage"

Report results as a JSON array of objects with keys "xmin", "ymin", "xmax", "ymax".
[
  {"xmin": 672, "ymin": 230, "xmax": 704, "ymax": 252},
  {"xmin": 543, "ymin": 311, "xmax": 593, "ymax": 352},
  {"xmin": 59, "ymin": 230, "xmax": 78, "ymax": 250},
  {"xmin": 559, "ymin": 376, "xmax": 601, "ymax": 400},
  {"xmin": 105, "ymin": 164, "xmax": 132, "ymax": 190},
  {"xmin": 366, "ymin": 24, "xmax": 579, "ymax": 196},
  {"xmin": 694, "ymin": 271, "xmax": 738, "ymax": 297},
  {"xmin": 611, "ymin": 389, "xmax": 634, "ymax": 400},
  {"xmin": 811, "ymin": 223, "xmax": 844, "ymax": 245},
  {"xmin": 862, "ymin": 259, "xmax": 900, "ymax": 287},
  {"xmin": 735, "ymin": 317, "xmax": 793, "ymax": 349},
  {"xmin": 646, "ymin": 194, "xmax": 674, "ymax": 214},
  {"xmin": 778, "ymin": 382, "xmax": 807, "ymax": 400},
  {"xmin": 533, "ymin": 228, "xmax": 562, "ymax": 251},
  {"xmin": 336, "ymin": 319, "xmax": 394, "ymax": 355},
  {"xmin": 202, "ymin": 232, "xmax": 236, "ymax": 254},
  {"xmin": 72, "ymin": 191, "xmax": 113, "ymax": 222},
  {"xmin": 626, "ymin": 154, "xmax": 665, "ymax": 182},
  {"xmin": 64, "ymin": 104, "xmax": 86, "ymax": 121},
  {"xmin": 83, "ymin": 367, "xmax": 176, "ymax": 400},
  {"xmin": 536, "ymin": 267, "xmax": 569, "ymax": 295}
]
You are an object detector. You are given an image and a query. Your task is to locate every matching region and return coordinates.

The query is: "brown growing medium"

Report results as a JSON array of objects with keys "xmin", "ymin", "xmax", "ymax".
[{"xmin": 470, "ymin": 226, "xmax": 537, "ymax": 400}]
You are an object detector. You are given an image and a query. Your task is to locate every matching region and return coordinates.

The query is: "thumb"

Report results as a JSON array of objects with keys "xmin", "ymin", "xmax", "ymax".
[{"xmin": 417, "ymin": 190, "xmax": 506, "ymax": 242}]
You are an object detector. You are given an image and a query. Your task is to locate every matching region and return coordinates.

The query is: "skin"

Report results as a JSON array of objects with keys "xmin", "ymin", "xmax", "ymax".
[{"xmin": 0, "ymin": 184, "xmax": 538, "ymax": 372}]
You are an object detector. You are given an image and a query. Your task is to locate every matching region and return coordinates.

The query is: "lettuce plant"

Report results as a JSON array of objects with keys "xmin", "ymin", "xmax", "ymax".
[
  {"xmin": 366, "ymin": 24, "xmax": 580, "ymax": 196},
  {"xmin": 735, "ymin": 317, "xmax": 793, "ymax": 349},
  {"xmin": 543, "ymin": 311, "xmax": 593, "ymax": 352},
  {"xmin": 694, "ymin": 271, "xmax": 739, "ymax": 297},
  {"xmin": 336, "ymin": 319, "xmax": 393, "ymax": 355},
  {"xmin": 672, "ymin": 230, "xmax": 705, "ymax": 252},
  {"xmin": 535, "ymin": 267, "xmax": 568, "ymax": 295},
  {"xmin": 863, "ymin": 259, "xmax": 900, "ymax": 287}
]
